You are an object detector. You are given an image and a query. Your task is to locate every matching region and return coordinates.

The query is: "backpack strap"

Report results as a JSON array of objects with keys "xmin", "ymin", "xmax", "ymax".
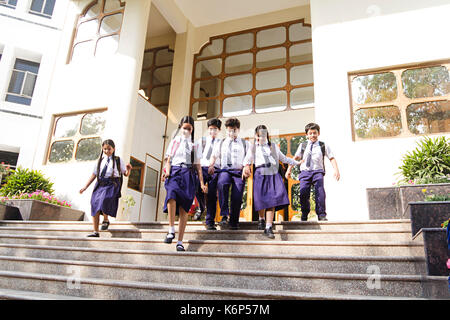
[
  {"xmin": 202, "ymin": 137, "xmax": 206, "ymax": 152},
  {"xmin": 241, "ymin": 138, "xmax": 247, "ymax": 155},
  {"xmin": 299, "ymin": 141, "xmax": 308, "ymax": 160},
  {"xmin": 319, "ymin": 141, "xmax": 326, "ymax": 176}
]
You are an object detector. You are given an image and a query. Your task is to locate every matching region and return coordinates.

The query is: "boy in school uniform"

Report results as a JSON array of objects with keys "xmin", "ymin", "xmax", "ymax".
[
  {"xmin": 286, "ymin": 123, "xmax": 340, "ymax": 221},
  {"xmin": 208, "ymin": 118, "xmax": 250, "ymax": 230},
  {"xmin": 195, "ymin": 118, "xmax": 222, "ymax": 230}
]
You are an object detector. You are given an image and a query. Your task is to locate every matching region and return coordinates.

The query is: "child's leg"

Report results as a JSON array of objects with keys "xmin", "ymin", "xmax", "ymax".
[
  {"xmin": 102, "ymin": 213, "xmax": 109, "ymax": 222},
  {"xmin": 299, "ymin": 172, "xmax": 313, "ymax": 219},
  {"xmin": 258, "ymin": 209, "xmax": 265, "ymax": 220},
  {"xmin": 167, "ymin": 199, "xmax": 177, "ymax": 233},
  {"xmin": 229, "ymin": 173, "xmax": 245, "ymax": 228},
  {"xmin": 205, "ymin": 172, "xmax": 218, "ymax": 226},
  {"xmin": 312, "ymin": 172, "xmax": 326, "ymax": 218},
  {"xmin": 265, "ymin": 207, "xmax": 275, "ymax": 227},
  {"xmin": 217, "ymin": 172, "xmax": 232, "ymax": 217},
  {"xmin": 177, "ymin": 207, "xmax": 189, "ymax": 242},
  {"xmin": 93, "ymin": 212, "xmax": 101, "ymax": 232}
]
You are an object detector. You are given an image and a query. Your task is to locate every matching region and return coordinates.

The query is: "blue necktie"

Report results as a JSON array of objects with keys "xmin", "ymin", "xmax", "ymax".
[
  {"xmin": 206, "ymin": 138, "xmax": 215, "ymax": 160},
  {"xmin": 100, "ymin": 157, "xmax": 111, "ymax": 178},
  {"xmin": 305, "ymin": 143, "xmax": 313, "ymax": 169}
]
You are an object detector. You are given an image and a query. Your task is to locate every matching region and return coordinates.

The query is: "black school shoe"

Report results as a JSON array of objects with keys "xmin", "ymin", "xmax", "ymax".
[
  {"xmin": 164, "ymin": 232, "xmax": 175, "ymax": 243},
  {"xmin": 257, "ymin": 219, "xmax": 266, "ymax": 230},
  {"xmin": 101, "ymin": 220, "xmax": 110, "ymax": 230},
  {"xmin": 87, "ymin": 232, "xmax": 99, "ymax": 237},
  {"xmin": 301, "ymin": 213, "xmax": 308, "ymax": 221},
  {"xmin": 205, "ymin": 224, "xmax": 217, "ymax": 230},
  {"xmin": 318, "ymin": 214, "xmax": 328, "ymax": 221},
  {"xmin": 176, "ymin": 243, "xmax": 185, "ymax": 251},
  {"xmin": 219, "ymin": 216, "xmax": 229, "ymax": 227},
  {"xmin": 263, "ymin": 227, "xmax": 275, "ymax": 239}
]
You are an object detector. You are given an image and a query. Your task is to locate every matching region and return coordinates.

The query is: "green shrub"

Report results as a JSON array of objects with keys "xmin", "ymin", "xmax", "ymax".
[
  {"xmin": 0, "ymin": 167, "xmax": 54, "ymax": 197},
  {"xmin": 398, "ymin": 136, "xmax": 450, "ymax": 183}
]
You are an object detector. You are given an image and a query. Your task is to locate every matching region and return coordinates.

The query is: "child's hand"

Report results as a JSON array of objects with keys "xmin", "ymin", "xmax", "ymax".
[
  {"xmin": 242, "ymin": 166, "xmax": 251, "ymax": 178},
  {"xmin": 334, "ymin": 170, "xmax": 340, "ymax": 181},
  {"xmin": 208, "ymin": 165, "xmax": 215, "ymax": 175},
  {"xmin": 79, "ymin": 187, "xmax": 86, "ymax": 194},
  {"xmin": 201, "ymin": 183, "xmax": 208, "ymax": 194},
  {"xmin": 285, "ymin": 170, "xmax": 292, "ymax": 180},
  {"xmin": 126, "ymin": 163, "xmax": 132, "ymax": 171}
]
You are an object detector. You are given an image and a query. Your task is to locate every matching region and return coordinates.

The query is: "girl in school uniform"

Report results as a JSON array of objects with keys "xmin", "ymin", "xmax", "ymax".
[
  {"xmin": 161, "ymin": 116, "xmax": 207, "ymax": 251},
  {"xmin": 243, "ymin": 125, "xmax": 300, "ymax": 239},
  {"xmin": 80, "ymin": 139, "xmax": 132, "ymax": 237}
]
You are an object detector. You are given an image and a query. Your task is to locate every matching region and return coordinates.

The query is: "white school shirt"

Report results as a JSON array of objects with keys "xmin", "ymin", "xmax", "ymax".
[
  {"xmin": 93, "ymin": 156, "xmax": 127, "ymax": 178},
  {"xmin": 212, "ymin": 137, "xmax": 249, "ymax": 170},
  {"xmin": 243, "ymin": 142, "xmax": 299, "ymax": 167},
  {"xmin": 294, "ymin": 140, "xmax": 334, "ymax": 171},
  {"xmin": 196, "ymin": 136, "xmax": 221, "ymax": 168},
  {"xmin": 165, "ymin": 135, "xmax": 202, "ymax": 166}
]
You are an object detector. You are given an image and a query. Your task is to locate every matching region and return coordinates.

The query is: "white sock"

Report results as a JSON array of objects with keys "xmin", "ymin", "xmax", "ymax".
[
  {"xmin": 265, "ymin": 223, "xmax": 272, "ymax": 229},
  {"xmin": 177, "ymin": 241, "xmax": 183, "ymax": 246},
  {"xmin": 259, "ymin": 217, "xmax": 265, "ymax": 221},
  {"xmin": 169, "ymin": 226, "xmax": 175, "ymax": 234}
]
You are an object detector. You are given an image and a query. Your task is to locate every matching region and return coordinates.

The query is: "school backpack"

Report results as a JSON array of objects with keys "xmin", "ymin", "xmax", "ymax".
[{"xmin": 298, "ymin": 141, "xmax": 326, "ymax": 175}]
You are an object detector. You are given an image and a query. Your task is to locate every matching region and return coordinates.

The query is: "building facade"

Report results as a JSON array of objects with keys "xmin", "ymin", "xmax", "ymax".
[{"xmin": 0, "ymin": 0, "xmax": 449, "ymax": 222}]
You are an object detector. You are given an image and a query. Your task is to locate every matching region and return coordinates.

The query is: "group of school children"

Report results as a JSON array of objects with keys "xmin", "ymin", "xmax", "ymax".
[{"xmin": 80, "ymin": 116, "xmax": 340, "ymax": 252}]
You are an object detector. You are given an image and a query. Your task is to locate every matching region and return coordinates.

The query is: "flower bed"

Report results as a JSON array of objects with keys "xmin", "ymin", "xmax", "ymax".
[{"xmin": 0, "ymin": 190, "xmax": 72, "ymax": 208}]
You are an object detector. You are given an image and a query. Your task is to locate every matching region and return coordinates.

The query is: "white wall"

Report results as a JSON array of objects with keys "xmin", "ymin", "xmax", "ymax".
[{"xmin": 310, "ymin": 0, "xmax": 450, "ymax": 220}]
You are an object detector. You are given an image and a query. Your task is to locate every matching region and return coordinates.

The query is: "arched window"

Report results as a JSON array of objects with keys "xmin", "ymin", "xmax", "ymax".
[
  {"xmin": 70, "ymin": 0, "xmax": 125, "ymax": 62},
  {"xmin": 190, "ymin": 19, "xmax": 314, "ymax": 120}
]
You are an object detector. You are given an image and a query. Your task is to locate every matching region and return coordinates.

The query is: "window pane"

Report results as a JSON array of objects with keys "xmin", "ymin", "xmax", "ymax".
[
  {"xmin": 153, "ymin": 66, "xmax": 172, "ymax": 85},
  {"xmin": 226, "ymin": 33, "xmax": 253, "ymax": 54},
  {"xmin": 80, "ymin": 112, "xmax": 106, "ymax": 135},
  {"xmin": 144, "ymin": 167, "xmax": 158, "ymax": 197},
  {"xmin": 256, "ymin": 27, "xmax": 286, "ymax": 48},
  {"xmin": 77, "ymin": 20, "xmax": 98, "ymax": 42},
  {"xmin": 289, "ymin": 42, "xmax": 313, "ymax": 64},
  {"xmin": 142, "ymin": 51, "xmax": 154, "ymax": 69},
  {"xmin": 290, "ymin": 64, "xmax": 313, "ymax": 86},
  {"xmin": 271, "ymin": 137, "xmax": 288, "ymax": 156},
  {"xmin": 150, "ymin": 85, "xmax": 170, "ymax": 105},
  {"xmin": 72, "ymin": 41, "xmax": 95, "ymax": 61},
  {"xmin": 5, "ymin": 95, "xmax": 32, "ymax": 106},
  {"xmin": 256, "ymin": 68, "xmax": 286, "ymax": 90},
  {"xmin": 22, "ymin": 73, "xmax": 37, "ymax": 97},
  {"xmin": 289, "ymin": 23, "xmax": 311, "ymax": 42},
  {"xmin": 128, "ymin": 158, "xmax": 144, "ymax": 192},
  {"xmin": 406, "ymin": 100, "xmax": 450, "ymax": 134},
  {"xmin": 193, "ymin": 78, "xmax": 221, "ymax": 99},
  {"xmin": 84, "ymin": 3, "xmax": 100, "ymax": 20},
  {"xmin": 155, "ymin": 48, "xmax": 174, "ymax": 66},
  {"xmin": 95, "ymin": 34, "xmax": 119, "ymax": 57},
  {"xmin": 199, "ymin": 38, "xmax": 223, "ymax": 58},
  {"xmin": 223, "ymin": 95, "xmax": 252, "ymax": 116},
  {"xmin": 104, "ymin": 0, "xmax": 122, "ymax": 13},
  {"xmin": 225, "ymin": 53, "xmax": 253, "ymax": 74},
  {"xmin": 402, "ymin": 66, "xmax": 450, "ymax": 99},
  {"xmin": 290, "ymin": 135, "xmax": 307, "ymax": 158},
  {"xmin": 291, "ymin": 183, "xmax": 301, "ymax": 211},
  {"xmin": 224, "ymin": 73, "xmax": 252, "ymax": 95},
  {"xmin": 49, "ymin": 141, "xmax": 74, "ymax": 163},
  {"xmin": 8, "ymin": 71, "xmax": 24, "ymax": 94},
  {"xmin": 192, "ymin": 100, "xmax": 220, "ymax": 120},
  {"xmin": 256, "ymin": 47, "xmax": 286, "ymax": 69},
  {"xmin": 354, "ymin": 106, "xmax": 402, "ymax": 139},
  {"xmin": 43, "ymin": 0, "xmax": 55, "ymax": 16},
  {"xmin": 140, "ymin": 71, "xmax": 151, "ymax": 89},
  {"xmin": 195, "ymin": 58, "xmax": 222, "ymax": 78},
  {"xmin": 30, "ymin": 0, "xmax": 44, "ymax": 13},
  {"xmin": 99, "ymin": 13, "xmax": 122, "ymax": 35},
  {"xmin": 352, "ymin": 72, "xmax": 398, "ymax": 105},
  {"xmin": 291, "ymin": 86, "xmax": 314, "ymax": 109},
  {"xmin": 255, "ymin": 90, "xmax": 287, "ymax": 113},
  {"xmin": 15, "ymin": 59, "xmax": 40, "ymax": 73},
  {"xmin": 54, "ymin": 115, "xmax": 79, "ymax": 138},
  {"xmin": 76, "ymin": 138, "xmax": 102, "ymax": 161}
]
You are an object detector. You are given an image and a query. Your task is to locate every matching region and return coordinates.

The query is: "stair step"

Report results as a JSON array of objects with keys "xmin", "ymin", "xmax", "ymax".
[
  {"xmin": 0, "ymin": 243, "xmax": 427, "ymax": 275},
  {"xmin": 0, "ymin": 233, "xmax": 424, "ymax": 256},
  {"xmin": 0, "ymin": 255, "xmax": 445, "ymax": 298},
  {"xmin": 0, "ymin": 226, "xmax": 412, "ymax": 241},
  {"xmin": 0, "ymin": 287, "xmax": 92, "ymax": 300},
  {"xmin": 0, "ymin": 270, "xmax": 438, "ymax": 300},
  {"xmin": 0, "ymin": 219, "xmax": 413, "ymax": 231}
]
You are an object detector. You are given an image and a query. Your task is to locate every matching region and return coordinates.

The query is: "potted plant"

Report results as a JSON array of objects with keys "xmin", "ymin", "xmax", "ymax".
[
  {"xmin": 367, "ymin": 136, "xmax": 449, "ymax": 219},
  {"xmin": 0, "ymin": 167, "xmax": 84, "ymax": 221}
]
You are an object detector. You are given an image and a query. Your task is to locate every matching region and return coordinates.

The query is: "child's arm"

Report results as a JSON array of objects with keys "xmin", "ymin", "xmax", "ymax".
[
  {"xmin": 196, "ymin": 164, "xmax": 208, "ymax": 193},
  {"xmin": 80, "ymin": 174, "xmax": 96, "ymax": 194},
  {"xmin": 330, "ymin": 157, "xmax": 340, "ymax": 181},
  {"xmin": 161, "ymin": 156, "xmax": 171, "ymax": 182}
]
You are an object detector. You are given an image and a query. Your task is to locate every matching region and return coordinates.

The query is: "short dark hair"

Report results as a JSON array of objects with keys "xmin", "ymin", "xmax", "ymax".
[
  {"xmin": 305, "ymin": 122, "xmax": 320, "ymax": 134},
  {"xmin": 207, "ymin": 118, "xmax": 222, "ymax": 130},
  {"xmin": 225, "ymin": 118, "xmax": 240, "ymax": 129}
]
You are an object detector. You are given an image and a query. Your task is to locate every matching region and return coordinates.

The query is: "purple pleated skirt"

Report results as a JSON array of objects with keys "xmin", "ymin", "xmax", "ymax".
[
  {"xmin": 253, "ymin": 167, "xmax": 290, "ymax": 212},
  {"xmin": 163, "ymin": 166, "xmax": 198, "ymax": 215},
  {"xmin": 90, "ymin": 178, "xmax": 121, "ymax": 217}
]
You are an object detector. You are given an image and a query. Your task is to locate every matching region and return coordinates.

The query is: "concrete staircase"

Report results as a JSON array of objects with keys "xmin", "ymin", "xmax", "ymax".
[{"xmin": 0, "ymin": 219, "xmax": 448, "ymax": 300}]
